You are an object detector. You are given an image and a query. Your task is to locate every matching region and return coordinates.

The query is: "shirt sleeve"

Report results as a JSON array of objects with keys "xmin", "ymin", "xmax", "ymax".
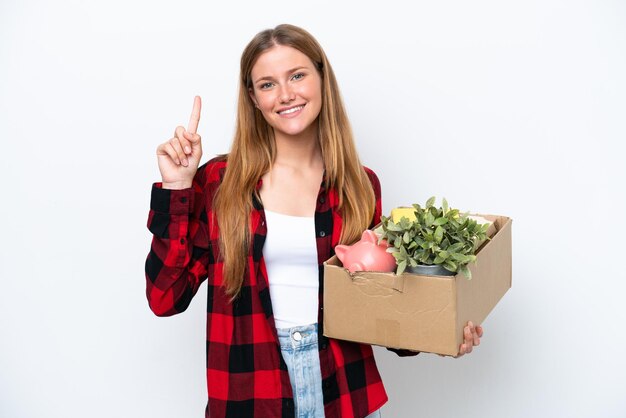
[
  {"xmin": 144, "ymin": 179, "xmax": 210, "ymax": 317},
  {"xmin": 363, "ymin": 166, "xmax": 382, "ymax": 230}
]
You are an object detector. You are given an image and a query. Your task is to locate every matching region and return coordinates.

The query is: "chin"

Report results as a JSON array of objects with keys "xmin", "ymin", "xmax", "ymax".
[{"xmin": 274, "ymin": 122, "xmax": 314, "ymax": 137}]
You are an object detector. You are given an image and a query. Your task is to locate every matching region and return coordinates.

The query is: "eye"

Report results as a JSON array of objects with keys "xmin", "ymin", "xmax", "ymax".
[
  {"xmin": 292, "ymin": 73, "xmax": 305, "ymax": 81},
  {"xmin": 259, "ymin": 82, "xmax": 274, "ymax": 90}
]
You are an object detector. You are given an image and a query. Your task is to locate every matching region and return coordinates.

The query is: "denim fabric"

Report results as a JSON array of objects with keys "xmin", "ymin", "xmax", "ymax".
[{"xmin": 277, "ymin": 323, "xmax": 382, "ymax": 418}]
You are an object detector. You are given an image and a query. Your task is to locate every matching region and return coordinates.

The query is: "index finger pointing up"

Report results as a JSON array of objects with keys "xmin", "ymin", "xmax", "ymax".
[{"xmin": 187, "ymin": 95, "xmax": 202, "ymax": 134}]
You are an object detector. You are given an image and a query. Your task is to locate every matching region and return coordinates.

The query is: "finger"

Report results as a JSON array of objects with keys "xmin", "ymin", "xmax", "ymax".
[
  {"xmin": 173, "ymin": 126, "xmax": 190, "ymax": 160},
  {"xmin": 179, "ymin": 131, "xmax": 192, "ymax": 155},
  {"xmin": 464, "ymin": 326, "xmax": 473, "ymax": 353},
  {"xmin": 466, "ymin": 321, "xmax": 478, "ymax": 346},
  {"xmin": 476, "ymin": 325, "xmax": 484, "ymax": 338},
  {"xmin": 182, "ymin": 131, "xmax": 200, "ymax": 154},
  {"xmin": 162, "ymin": 142, "xmax": 182, "ymax": 165},
  {"xmin": 472, "ymin": 327, "xmax": 481, "ymax": 346},
  {"xmin": 456, "ymin": 344, "xmax": 466, "ymax": 358},
  {"xmin": 170, "ymin": 137, "xmax": 188, "ymax": 167},
  {"xmin": 468, "ymin": 321, "xmax": 479, "ymax": 345},
  {"xmin": 156, "ymin": 142, "xmax": 168, "ymax": 156},
  {"xmin": 465, "ymin": 325, "xmax": 473, "ymax": 344},
  {"xmin": 187, "ymin": 96, "xmax": 202, "ymax": 134}
]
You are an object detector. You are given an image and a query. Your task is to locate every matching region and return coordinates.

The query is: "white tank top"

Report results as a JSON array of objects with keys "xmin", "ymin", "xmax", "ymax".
[{"xmin": 262, "ymin": 209, "xmax": 319, "ymax": 329}]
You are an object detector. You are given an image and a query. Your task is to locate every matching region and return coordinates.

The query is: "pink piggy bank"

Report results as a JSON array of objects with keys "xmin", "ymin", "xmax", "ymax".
[{"xmin": 334, "ymin": 230, "xmax": 397, "ymax": 273}]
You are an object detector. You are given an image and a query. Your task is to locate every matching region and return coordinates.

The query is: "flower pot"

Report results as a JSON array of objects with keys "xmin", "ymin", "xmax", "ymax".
[{"xmin": 406, "ymin": 264, "xmax": 455, "ymax": 276}]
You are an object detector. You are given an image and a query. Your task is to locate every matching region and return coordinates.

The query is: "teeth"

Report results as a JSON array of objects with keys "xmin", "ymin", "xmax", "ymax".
[{"xmin": 279, "ymin": 105, "xmax": 303, "ymax": 115}]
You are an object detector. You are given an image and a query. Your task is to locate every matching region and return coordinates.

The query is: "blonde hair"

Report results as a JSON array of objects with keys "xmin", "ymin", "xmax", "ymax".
[{"xmin": 213, "ymin": 24, "xmax": 375, "ymax": 298}]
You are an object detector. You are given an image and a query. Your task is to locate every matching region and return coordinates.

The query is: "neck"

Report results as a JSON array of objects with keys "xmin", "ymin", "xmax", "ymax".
[{"xmin": 273, "ymin": 125, "xmax": 323, "ymax": 169}]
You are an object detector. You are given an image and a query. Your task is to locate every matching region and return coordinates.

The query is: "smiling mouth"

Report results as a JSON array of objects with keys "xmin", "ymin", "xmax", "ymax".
[{"xmin": 277, "ymin": 104, "xmax": 305, "ymax": 115}]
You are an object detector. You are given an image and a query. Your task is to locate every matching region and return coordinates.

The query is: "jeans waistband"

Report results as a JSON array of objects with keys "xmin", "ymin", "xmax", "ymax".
[{"xmin": 276, "ymin": 323, "xmax": 318, "ymax": 350}]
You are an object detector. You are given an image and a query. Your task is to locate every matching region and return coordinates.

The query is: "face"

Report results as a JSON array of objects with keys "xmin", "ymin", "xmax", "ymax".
[{"xmin": 248, "ymin": 44, "xmax": 323, "ymax": 139}]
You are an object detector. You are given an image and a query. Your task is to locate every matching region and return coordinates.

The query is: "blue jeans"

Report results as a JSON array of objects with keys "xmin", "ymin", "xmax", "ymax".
[{"xmin": 277, "ymin": 323, "xmax": 381, "ymax": 418}]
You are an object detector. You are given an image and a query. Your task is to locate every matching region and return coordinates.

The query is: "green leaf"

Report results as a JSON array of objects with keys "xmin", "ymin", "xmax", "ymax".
[
  {"xmin": 433, "ymin": 217, "xmax": 448, "ymax": 226},
  {"xmin": 459, "ymin": 264, "xmax": 471, "ymax": 279},
  {"xmin": 448, "ymin": 242, "xmax": 464, "ymax": 253},
  {"xmin": 386, "ymin": 222, "xmax": 403, "ymax": 232},
  {"xmin": 425, "ymin": 212, "xmax": 435, "ymax": 227},
  {"xmin": 433, "ymin": 256, "xmax": 445, "ymax": 264},
  {"xmin": 434, "ymin": 226, "xmax": 444, "ymax": 243},
  {"xmin": 437, "ymin": 250, "xmax": 449, "ymax": 260},
  {"xmin": 394, "ymin": 235, "xmax": 402, "ymax": 248},
  {"xmin": 442, "ymin": 198, "xmax": 449, "ymax": 215},
  {"xmin": 409, "ymin": 258, "xmax": 418, "ymax": 267},
  {"xmin": 408, "ymin": 241, "xmax": 418, "ymax": 250},
  {"xmin": 444, "ymin": 260, "xmax": 457, "ymax": 272},
  {"xmin": 397, "ymin": 260, "xmax": 407, "ymax": 275},
  {"xmin": 426, "ymin": 196, "xmax": 436, "ymax": 208},
  {"xmin": 403, "ymin": 231, "xmax": 410, "ymax": 244},
  {"xmin": 451, "ymin": 252, "xmax": 466, "ymax": 262}
]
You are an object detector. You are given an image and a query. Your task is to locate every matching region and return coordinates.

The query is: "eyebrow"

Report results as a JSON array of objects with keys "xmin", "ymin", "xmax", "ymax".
[{"xmin": 253, "ymin": 66, "xmax": 309, "ymax": 84}]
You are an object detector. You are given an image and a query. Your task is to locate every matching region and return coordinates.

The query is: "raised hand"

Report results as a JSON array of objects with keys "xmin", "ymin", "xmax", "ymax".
[{"xmin": 156, "ymin": 96, "xmax": 203, "ymax": 189}]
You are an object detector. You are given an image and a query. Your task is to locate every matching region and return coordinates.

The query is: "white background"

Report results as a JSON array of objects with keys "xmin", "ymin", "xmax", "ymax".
[{"xmin": 1, "ymin": 1, "xmax": 625, "ymax": 417}]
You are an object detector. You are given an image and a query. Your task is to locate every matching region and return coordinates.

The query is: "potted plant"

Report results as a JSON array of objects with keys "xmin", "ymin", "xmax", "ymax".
[{"xmin": 374, "ymin": 197, "xmax": 491, "ymax": 278}]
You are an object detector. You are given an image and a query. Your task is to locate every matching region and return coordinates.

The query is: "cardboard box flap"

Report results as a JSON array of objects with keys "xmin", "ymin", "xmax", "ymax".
[{"xmin": 456, "ymin": 216, "xmax": 512, "ymax": 344}]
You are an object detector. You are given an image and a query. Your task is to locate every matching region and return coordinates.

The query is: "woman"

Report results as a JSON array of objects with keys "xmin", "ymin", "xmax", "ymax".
[{"xmin": 146, "ymin": 24, "xmax": 482, "ymax": 418}]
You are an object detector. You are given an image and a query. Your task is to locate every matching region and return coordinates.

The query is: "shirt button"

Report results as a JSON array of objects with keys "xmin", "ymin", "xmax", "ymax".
[
  {"xmin": 292, "ymin": 331, "xmax": 302, "ymax": 341},
  {"xmin": 180, "ymin": 238, "xmax": 186, "ymax": 244},
  {"xmin": 180, "ymin": 197, "xmax": 187, "ymax": 203},
  {"xmin": 319, "ymin": 231, "xmax": 326, "ymax": 237},
  {"xmin": 319, "ymin": 197, "xmax": 325, "ymax": 204}
]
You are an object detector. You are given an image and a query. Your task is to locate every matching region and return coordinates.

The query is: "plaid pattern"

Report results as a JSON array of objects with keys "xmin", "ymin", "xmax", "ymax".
[{"xmin": 145, "ymin": 155, "xmax": 392, "ymax": 418}]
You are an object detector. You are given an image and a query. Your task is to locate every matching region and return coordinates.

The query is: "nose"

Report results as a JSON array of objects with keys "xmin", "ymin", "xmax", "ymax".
[{"xmin": 279, "ymin": 85, "xmax": 295, "ymax": 103}]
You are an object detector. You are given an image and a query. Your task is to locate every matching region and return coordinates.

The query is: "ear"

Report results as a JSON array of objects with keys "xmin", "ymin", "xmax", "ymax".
[
  {"xmin": 248, "ymin": 88, "xmax": 258, "ymax": 108},
  {"xmin": 335, "ymin": 245, "xmax": 348, "ymax": 262},
  {"xmin": 361, "ymin": 230, "xmax": 378, "ymax": 244}
]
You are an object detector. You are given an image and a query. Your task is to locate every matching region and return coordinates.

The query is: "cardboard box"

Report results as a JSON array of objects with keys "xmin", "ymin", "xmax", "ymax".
[{"xmin": 323, "ymin": 215, "xmax": 512, "ymax": 356}]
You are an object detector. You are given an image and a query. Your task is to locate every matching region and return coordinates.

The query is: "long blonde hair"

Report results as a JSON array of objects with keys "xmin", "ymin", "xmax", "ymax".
[{"xmin": 213, "ymin": 24, "xmax": 375, "ymax": 298}]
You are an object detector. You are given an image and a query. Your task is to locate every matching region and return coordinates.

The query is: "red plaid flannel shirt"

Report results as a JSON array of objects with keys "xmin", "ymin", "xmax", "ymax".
[{"xmin": 146, "ymin": 155, "xmax": 412, "ymax": 418}]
